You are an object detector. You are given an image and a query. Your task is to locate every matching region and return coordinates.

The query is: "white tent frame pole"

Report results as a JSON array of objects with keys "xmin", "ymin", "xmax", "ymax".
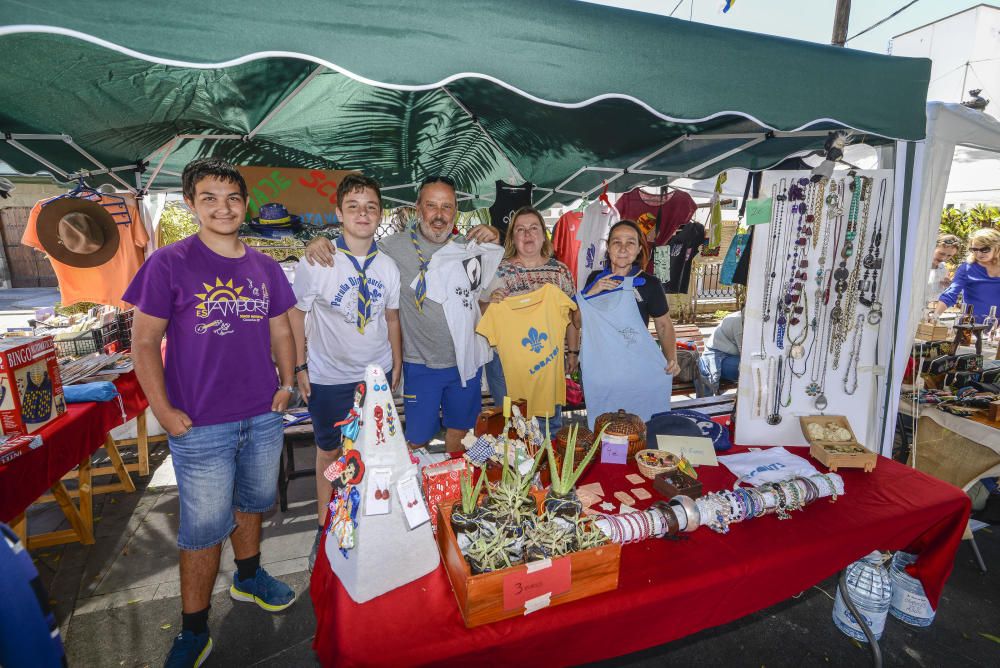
[
  {"xmin": 143, "ymin": 136, "xmax": 181, "ymax": 194},
  {"xmin": 247, "ymin": 66, "xmax": 325, "ymax": 140},
  {"xmin": 2, "ymin": 138, "xmax": 70, "ymax": 179},
  {"xmin": 381, "ymin": 182, "xmax": 418, "ymax": 192},
  {"xmin": 681, "ymin": 136, "xmax": 766, "ymax": 177},
  {"xmin": 64, "ymin": 137, "xmax": 137, "ymax": 193},
  {"xmin": 440, "ymin": 85, "xmax": 525, "ymax": 185},
  {"xmin": 382, "ymin": 195, "xmax": 415, "ymax": 206},
  {"xmin": 67, "ymin": 164, "xmax": 143, "ymax": 180}
]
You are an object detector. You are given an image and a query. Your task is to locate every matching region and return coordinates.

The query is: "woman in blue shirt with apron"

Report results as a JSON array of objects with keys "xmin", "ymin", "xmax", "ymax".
[{"xmin": 578, "ymin": 220, "xmax": 680, "ymax": 428}]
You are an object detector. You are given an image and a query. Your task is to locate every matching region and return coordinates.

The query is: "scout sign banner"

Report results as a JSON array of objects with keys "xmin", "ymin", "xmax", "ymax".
[{"xmin": 238, "ymin": 166, "xmax": 360, "ymax": 227}]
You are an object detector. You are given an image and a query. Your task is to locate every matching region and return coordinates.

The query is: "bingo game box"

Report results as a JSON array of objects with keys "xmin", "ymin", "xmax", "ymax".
[{"xmin": 0, "ymin": 336, "xmax": 67, "ymax": 435}]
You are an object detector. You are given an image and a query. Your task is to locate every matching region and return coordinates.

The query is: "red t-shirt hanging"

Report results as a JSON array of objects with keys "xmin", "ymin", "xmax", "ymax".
[
  {"xmin": 614, "ymin": 188, "xmax": 697, "ymax": 272},
  {"xmin": 551, "ymin": 210, "xmax": 582, "ymax": 282}
]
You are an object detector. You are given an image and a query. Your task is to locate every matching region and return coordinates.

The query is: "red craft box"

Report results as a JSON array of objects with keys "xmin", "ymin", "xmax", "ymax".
[
  {"xmin": 0, "ymin": 336, "xmax": 66, "ymax": 435},
  {"xmin": 422, "ymin": 458, "xmax": 467, "ymax": 533}
]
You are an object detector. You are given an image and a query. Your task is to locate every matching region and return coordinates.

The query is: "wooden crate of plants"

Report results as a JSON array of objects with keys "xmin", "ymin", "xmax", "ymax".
[
  {"xmin": 437, "ymin": 493, "xmax": 621, "ymax": 628},
  {"xmin": 800, "ymin": 415, "xmax": 877, "ymax": 472}
]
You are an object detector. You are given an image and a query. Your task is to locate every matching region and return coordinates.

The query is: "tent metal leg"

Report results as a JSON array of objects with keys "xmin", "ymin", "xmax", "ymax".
[
  {"xmin": 838, "ymin": 569, "xmax": 882, "ymax": 668},
  {"xmin": 969, "ymin": 534, "xmax": 988, "ymax": 574}
]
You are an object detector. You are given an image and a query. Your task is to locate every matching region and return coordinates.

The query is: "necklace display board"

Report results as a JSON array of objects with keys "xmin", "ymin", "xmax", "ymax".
[{"xmin": 735, "ymin": 170, "xmax": 894, "ymax": 447}]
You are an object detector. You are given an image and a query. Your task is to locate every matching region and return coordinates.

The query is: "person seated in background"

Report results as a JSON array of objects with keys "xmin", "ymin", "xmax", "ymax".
[
  {"xmin": 934, "ymin": 227, "xmax": 1000, "ymax": 323},
  {"xmin": 924, "ymin": 234, "xmax": 962, "ymax": 309},
  {"xmin": 696, "ymin": 310, "xmax": 743, "ymax": 397}
]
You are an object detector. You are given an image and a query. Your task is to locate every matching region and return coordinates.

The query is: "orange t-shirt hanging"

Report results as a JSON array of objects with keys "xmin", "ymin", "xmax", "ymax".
[{"xmin": 22, "ymin": 194, "xmax": 148, "ymax": 308}]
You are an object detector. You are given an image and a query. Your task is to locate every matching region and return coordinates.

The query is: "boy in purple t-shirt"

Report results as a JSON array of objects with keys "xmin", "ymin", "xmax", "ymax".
[{"xmin": 124, "ymin": 158, "xmax": 296, "ymax": 668}]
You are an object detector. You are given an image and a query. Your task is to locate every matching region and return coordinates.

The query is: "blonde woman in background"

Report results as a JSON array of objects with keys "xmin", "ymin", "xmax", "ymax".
[{"xmin": 934, "ymin": 228, "xmax": 1000, "ymax": 323}]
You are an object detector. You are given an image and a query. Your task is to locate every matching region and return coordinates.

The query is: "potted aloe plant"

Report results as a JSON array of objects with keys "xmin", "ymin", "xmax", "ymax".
[
  {"xmin": 544, "ymin": 423, "xmax": 607, "ymax": 521},
  {"xmin": 451, "ymin": 465, "xmax": 488, "ymax": 538},
  {"xmin": 465, "ymin": 527, "xmax": 512, "ymax": 575},
  {"xmin": 523, "ymin": 511, "xmax": 575, "ymax": 562}
]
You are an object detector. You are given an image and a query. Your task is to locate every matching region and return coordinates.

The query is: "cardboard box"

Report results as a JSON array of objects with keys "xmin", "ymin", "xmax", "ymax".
[
  {"xmin": 799, "ymin": 415, "xmax": 876, "ymax": 473},
  {"xmin": 915, "ymin": 322, "xmax": 950, "ymax": 341},
  {"xmin": 437, "ymin": 493, "xmax": 621, "ymax": 627},
  {"xmin": 0, "ymin": 336, "xmax": 66, "ymax": 435}
]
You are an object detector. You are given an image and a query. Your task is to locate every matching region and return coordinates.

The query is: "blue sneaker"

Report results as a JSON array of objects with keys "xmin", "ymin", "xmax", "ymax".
[
  {"xmin": 229, "ymin": 567, "xmax": 295, "ymax": 612},
  {"xmin": 164, "ymin": 630, "xmax": 212, "ymax": 668}
]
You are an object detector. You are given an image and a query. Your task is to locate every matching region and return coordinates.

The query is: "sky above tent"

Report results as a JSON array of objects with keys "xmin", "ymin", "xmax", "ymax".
[{"xmin": 586, "ymin": 0, "xmax": 1000, "ymax": 54}]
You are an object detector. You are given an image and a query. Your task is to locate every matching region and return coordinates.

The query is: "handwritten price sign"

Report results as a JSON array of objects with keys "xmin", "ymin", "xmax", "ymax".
[
  {"xmin": 502, "ymin": 557, "xmax": 572, "ymax": 611},
  {"xmin": 237, "ymin": 166, "xmax": 360, "ymax": 226}
]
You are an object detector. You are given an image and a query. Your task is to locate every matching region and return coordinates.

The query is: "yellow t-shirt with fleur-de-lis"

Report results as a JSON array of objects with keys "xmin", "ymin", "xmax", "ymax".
[{"xmin": 476, "ymin": 283, "xmax": 576, "ymax": 418}]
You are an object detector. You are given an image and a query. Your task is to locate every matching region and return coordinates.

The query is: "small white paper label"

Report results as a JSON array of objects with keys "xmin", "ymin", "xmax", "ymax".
[
  {"xmin": 364, "ymin": 467, "xmax": 392, "ymax": 516},
  {"xmin": 396, "ymin": 476, "xmax": 430, "ymax": 529}
]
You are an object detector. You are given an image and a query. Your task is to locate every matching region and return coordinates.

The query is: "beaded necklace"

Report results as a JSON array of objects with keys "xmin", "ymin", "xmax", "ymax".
[
  {"xmin": 760, "ymin": 180, "xmax": 787, "ymax": 345},
  {"xmin": 776, "ymin": 178, "xmax": 813, "ymax": 349},
  {"xmin": 837, "ymin": 177, "xmax": 873, "ymax": 360},
  {"xmin": 772, "ymin": 180, "xmax": 796, "ymax": 346},
  {"xmin": 859, "ymin": 179, "xmax": 888, "ymax": 323}
]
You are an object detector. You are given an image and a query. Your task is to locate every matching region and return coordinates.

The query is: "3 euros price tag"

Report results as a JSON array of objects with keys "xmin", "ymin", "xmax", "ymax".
[{"xmin": 502, "ymin": 557, "xmax": 572, "ymax": 611}]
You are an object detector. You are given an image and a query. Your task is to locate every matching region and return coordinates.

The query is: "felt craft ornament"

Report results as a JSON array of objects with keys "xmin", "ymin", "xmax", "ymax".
[{"xmin": 323, "ymin": 365, "xmax": 440, "ymax": 603}]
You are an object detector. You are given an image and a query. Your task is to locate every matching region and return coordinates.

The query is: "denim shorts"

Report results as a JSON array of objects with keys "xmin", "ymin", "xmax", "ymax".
[{"xmin": 168, "ymin": 411, "xmax": 284, "ymax": 550}]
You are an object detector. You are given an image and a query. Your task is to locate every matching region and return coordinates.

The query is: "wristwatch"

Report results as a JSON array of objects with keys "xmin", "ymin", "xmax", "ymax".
[
  {"xmin": 278, "ymin": 385, "xmax": 295, "ymax": 394},
  {"xmin": 294, "ymin": 363, "xmax": 308, "ymax": 374}
]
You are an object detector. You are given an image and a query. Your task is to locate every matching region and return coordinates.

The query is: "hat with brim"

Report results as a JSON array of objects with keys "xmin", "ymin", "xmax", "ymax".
[
  {"xmin": 37, "ymin": 198, "xmax": 119, "ymax": 268},
  {"xmin": 251, "ymin": 202, "xmax": 303, "ymax": 230}
]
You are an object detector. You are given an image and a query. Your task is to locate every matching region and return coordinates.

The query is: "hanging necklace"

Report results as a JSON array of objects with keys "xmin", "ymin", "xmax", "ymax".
[
  {"xmin": 776, "ymin": 178, "xmax": 812, "ymax": 349},
  {"xmin": 766, "ymin": 356, "xmax": 784, "ymax": 425},
  {"xmin": 816, "ymin": 179, "xmax": 844, "ymax": 304},
  {"xmin": 837, "ymin": 176, "xmax": 873, "ymax": 366},
  {"xmin": 760, "ymin": 181, "xmax": 787, "ymax": 335},
  {"xmin": 806, "ymin": 288, "xmax": 832, "ymax": 408},
  {"xmin": 842, "ymin": 314, "xmax": 866, "ymax": 395},
  {"xmin": 830, "ymin": 176, "xmax": 867, "ymax": 369},
  {"xmin": 859, "ymin": 179, "xmax": 888, "ymax": 322},
  {"xmin": 810, "ymin": 177, "xmax": 827, "ymax": 249}
]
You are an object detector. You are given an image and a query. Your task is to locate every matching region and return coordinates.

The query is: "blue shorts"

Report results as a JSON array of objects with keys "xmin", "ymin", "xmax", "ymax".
[
  {"xmin": 167, "ymin": 411, "xmax": 284, "ymax": 550},
  {"xmin": 402, "ymin": 363, "xmax": 482, "ymax": 445},
  {"xmin": 309, "ymin": 372, "xmax": 392, "ymax": 452}
]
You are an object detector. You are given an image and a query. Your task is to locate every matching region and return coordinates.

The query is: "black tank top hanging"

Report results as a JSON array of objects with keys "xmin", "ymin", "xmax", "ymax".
[{"xmin": 489, "ymin": 180, "xmax": 534, "ymax": 241}]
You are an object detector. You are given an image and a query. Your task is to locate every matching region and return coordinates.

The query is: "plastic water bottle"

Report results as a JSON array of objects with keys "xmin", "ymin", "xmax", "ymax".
[
  {"xmin": 889, "ymin": 551, "xmax": 936, "ymax": 627},
  {"xmin": 833, "ymin": 551, "xmax": 893, "ymax": 642}
]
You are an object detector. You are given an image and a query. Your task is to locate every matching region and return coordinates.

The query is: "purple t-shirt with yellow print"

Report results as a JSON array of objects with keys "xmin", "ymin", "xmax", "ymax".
[{"xmin": 123, "ymin": 234, "xmax": 296, "ymax": 426}]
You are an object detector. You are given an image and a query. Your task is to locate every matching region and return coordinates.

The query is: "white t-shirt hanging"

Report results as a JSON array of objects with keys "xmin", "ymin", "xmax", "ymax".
[
  {"xmin": 574, "ymin": 199, "xmax": 620, "ymax": 290},
  {"xmin": 293, "ymin": 254, "xmax": 400, "ymax": 385},
  {"xmin": 418, "ymin": 240, "xmax": 504, "ymax": 385}
]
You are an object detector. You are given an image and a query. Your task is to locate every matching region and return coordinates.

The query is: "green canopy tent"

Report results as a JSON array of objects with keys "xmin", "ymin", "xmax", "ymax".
[
  {"xmin": 0, "ymin": 0, "xmax": 929, "ymax": 209},
  {"xmin": 0, "ymin": 0, "xmax": 930, "ymax": 455}
]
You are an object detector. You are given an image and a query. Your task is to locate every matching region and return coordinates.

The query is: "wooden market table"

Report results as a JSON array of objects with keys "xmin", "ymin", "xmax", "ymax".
[
  {"xmin": 0, "ymin": 372, "xmax": 148, "ymax": 548},
  {"xmin": 309, "ymin": 447, "xmax": 970, "ymax": 668}
]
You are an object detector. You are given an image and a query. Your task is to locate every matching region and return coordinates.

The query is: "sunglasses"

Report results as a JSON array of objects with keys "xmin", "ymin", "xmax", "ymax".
[
  {"xmin": 970, "ymin": 246, "xmax": 993, "ymax": 253},
  {"xmin": 939, "ymin": 238, "xmax": 961, "ymax": 246}
]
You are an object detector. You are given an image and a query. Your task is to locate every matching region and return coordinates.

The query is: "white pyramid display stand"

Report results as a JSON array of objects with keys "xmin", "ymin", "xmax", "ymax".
[{"xmin": 324, "ymin": 365, "xmax": 439, "ymax": 603}]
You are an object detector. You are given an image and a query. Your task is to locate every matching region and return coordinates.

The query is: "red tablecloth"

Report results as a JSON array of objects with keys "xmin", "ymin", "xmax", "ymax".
[
  {"xmin": 0, "ymin": 371, "xmax": 148, "ymax": 522},
  {"xmin": 310, "ymin": 449, "xmax": 970, "ymax": 668}
]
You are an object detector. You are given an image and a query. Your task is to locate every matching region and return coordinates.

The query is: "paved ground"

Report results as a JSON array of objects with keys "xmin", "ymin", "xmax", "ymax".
[{"xmin": 26, "ymin": 438, "xmax": 1000, "ymax": 667}]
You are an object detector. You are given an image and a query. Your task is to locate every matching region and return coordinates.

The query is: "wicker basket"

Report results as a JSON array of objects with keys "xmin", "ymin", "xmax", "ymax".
[
  {"xmin": 552, "ymin": 425, "xmax": 596, "ymax": 470},
  {"xmin": 634, "ymin": 449, "xmax": 679, "ymax": 479},
  {"xmin": 593, "ymin": 409, "xmax": 646, "ymax": 458}
]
